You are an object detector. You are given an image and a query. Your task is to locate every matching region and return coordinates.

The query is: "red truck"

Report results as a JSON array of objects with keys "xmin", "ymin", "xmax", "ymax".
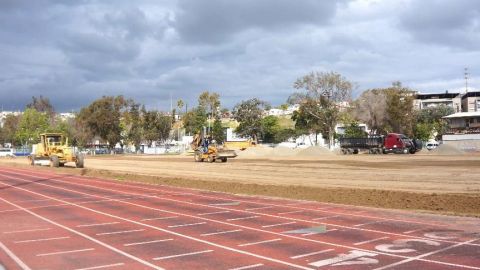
[{"xmin": 339, "ymin": 133, "xmax": 423, "ymax": 154}]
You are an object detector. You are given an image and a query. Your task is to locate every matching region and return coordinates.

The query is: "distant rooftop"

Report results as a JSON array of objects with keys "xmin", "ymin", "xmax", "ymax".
[
  {"xmin": 443, "ymin": 112, "xmax": 480, "ymax": 118},
  {"xmin": 416, "ymin": 92, "xmax": 460, "ymax": 99},
  {"xmin": 462, "ymin": 91, "xmax": 480, "ymax": 98}
]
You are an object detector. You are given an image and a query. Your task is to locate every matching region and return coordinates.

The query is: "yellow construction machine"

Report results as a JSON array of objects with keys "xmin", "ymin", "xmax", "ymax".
[
  {"xmin": 191, "ymin": 132, "xmax": 237, "ymax": 163},
  {"xmin": 29, "ymin": 133, "xmax": 84, "ymax": 168}
]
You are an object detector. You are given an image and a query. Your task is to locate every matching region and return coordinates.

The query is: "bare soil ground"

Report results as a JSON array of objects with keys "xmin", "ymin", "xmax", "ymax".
[{"xmin": 1, "ymin": 151, "xmax": 480, "ymax": 217}]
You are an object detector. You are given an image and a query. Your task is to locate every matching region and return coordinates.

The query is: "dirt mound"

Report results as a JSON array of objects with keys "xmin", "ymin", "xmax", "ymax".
[
  {"xmin": 236, "ymin": 145, "xmax": 301, "ymax": 157},
  {"xmin": 272, "ymin": 146, "xmax": 300, "ymax": 156},
  {"xmin": 236, "ymin": 145, "xmax": 273, "ymax": 157},
  {"xmin": 425, "ymin": 144, "xmax": 465, "ymax": 155},
  {"xmin": 296, "ymin": 146, "xmax": 334, "ymax": 157}
]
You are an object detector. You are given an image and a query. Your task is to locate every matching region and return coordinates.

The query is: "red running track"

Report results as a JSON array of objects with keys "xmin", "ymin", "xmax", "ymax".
[{"xmin": 0, "ymin": 166, "xmax": 479, "ymax": 270}]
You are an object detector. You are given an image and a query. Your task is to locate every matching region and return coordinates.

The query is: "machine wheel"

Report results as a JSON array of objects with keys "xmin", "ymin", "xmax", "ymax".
[
  {"xmin": 194, "ymin": 152, "xmax": 204, "ymax": 162},
  {"xmin": 409, "ymin": 147, "xmax": 416, "ymax": 154},
  {"xmin": 207, "ymin": 155, "xmax": 215, "ymax": 163},
  {"xmin": 50, "ymin": 155, "xmax": 60, "ymax": 168},
  {"xmin": 76, "ymin": 154, "xmax": 84, "ymax": 168},
  {"xmin": 341, "ymin": 149, "xmax": 347, "ymax": 155},
  {"xmin": 221, "ymin": 157, "xmax": 227, "ymax": 163}
]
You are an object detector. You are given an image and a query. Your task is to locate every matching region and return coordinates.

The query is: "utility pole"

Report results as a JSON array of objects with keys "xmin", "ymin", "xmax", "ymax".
[{"xmin": 464, "ymin": 67, "xmax": 469, "ymax": 93}]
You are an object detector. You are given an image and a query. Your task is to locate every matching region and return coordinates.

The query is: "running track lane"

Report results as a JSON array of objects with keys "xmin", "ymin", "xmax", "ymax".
[{"xmin": 0, "ymin": 167, "xmax": 478, "ymax": 270}]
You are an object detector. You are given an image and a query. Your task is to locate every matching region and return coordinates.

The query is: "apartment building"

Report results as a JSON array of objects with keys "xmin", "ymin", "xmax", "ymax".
[
  {"xmin": 413, "ymin": 92, "xmax": 462, "ymax": 112},
  {"xmin": 461, "ymin": 91, "xmax": 480, "ymax": 112}
]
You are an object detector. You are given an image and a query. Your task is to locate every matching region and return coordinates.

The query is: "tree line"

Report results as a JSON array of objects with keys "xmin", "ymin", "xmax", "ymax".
[{"xmin": 0, "ymin": 71, "xmax": 453, "ymax": 150}]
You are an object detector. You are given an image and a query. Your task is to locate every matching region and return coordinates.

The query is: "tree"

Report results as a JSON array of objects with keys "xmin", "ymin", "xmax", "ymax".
[
  {"xmin": 198, "ymin": 91, "xmax": 220, "ymax": 119},
  {"xmin": 385, "ymin": 82, "xmax": 416, "ymax": 136},
  {"xmin": 0, "ymin": 114, "xmax": 21, "ymax": 146},
  {"xmin": 69, "ymin": 116, "xmax": 93, "ymax": 148},
  {"xmin": 413, "ymin": 122, "xmax": 432, "ymax": 142},
  {"xmin": 232, "ymin": 98, "xmax": 270, "ymax": 141},
  {"xmin": 261, "ymin": 115, "xmax": 280, "ymax": 143},
  {"xmin": 124, "ymin": 102, "xmax": 142, "ymax": 152},
  {"xmin": 343, "ymin": 121, "xmax": 368, "ymax": 138},
  {"xmin": 78, "ymin": 96, "xmax": 129, "ymax": 150},
  {"xmin": 352, "ymin": 89, "xmax": 388, "ymax": 135},
  {"xmin": 15, "ymin": 108, "xmax": 49, "ymax": 145},
  {"xmin": 177, "ymin": 99, "xmax": 185, "ymax": 115},
  {"xmin": 290, "ymin": 71, "xmax": 352, "ymax": 148},
  {"xmin": 414, "ymin": 104, "xmax": 454, "ymax": 140},
  {"xmin": 157, "ymin": 114, "xmax": 172, "ymax": 144},
  {"xmin": 291, "ymin": 104, "xmax": 323, "ymax": 145},
  {"xmin": 26, "ymin": 95, "xmax": 55, "ymax": 121},
  {"xmin": 182, "ymin": 107, "xmax": 207, "ymax": 135},
  {"xmin": 274, "ymin": 128, "xmax": 296, "ymax": 144},
  {"xmin": 212, "ymin": 119, "xmax": 226, "ymax": 144}
]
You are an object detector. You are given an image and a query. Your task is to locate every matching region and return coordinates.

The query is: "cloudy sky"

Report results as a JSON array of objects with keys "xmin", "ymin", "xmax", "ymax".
[{"xmin": 1, "ymin": 0, "xmax": 479, "ymax": 112}]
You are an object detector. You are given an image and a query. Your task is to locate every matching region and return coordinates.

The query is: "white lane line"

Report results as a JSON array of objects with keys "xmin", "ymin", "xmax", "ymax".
[
  {"xmin": 124, "ymin": 239, "xmax": 173, "ymax": 246},
  {"xmin": 141, "ymin": 216, "xmax": 178, "ymax": 221},
  {"xmin": 285, "ymin": 202, "xmax": 309, "ymax": 206},
  {"xmin": 403, "ymin": 228, "xmax": 424, "ymax": 234},
  {"xmin": 3, "ymin": 228, "xmax": 51, "ymax": 234},
  {"xmin": 15, "ymin": 198, "xmax": 51, "ymax": 203},
  {"xmin": 262, "ymin": 222, "xmax": 296, "ymax": 228},
  {"xmin": 0, "ymin": 240, "xmax": 32, "ymax": 270},
  {"xmin": 37, "ymin": 248, "xmax": 95, "ymax": 257},
  {"xmin": 301, "ymin": 229, "xmax": 337, "ymax": 236},
  {"xmin": 228, "ymin": 264, "xmax": 264, "ymax": 270},
  {"xmin": 14, "ymin": 236, "xmax": 70, "ymax": 243},
  {"xmin": 168, "ymin": 222, "xmax": 207, "ymax": 228},
  {"xmin": 238, "ymin": 238, "xmax": 282, "ymax": 247},
  {"xmin": 278, "ymin": 210, "xmax": 304, "ymax": 215},
  {"xmin": 354, "ymin": 220, "xmax": 383, "ymax": 227},
  {"xmin": 96, "ymin": 229, "xmax": 145, "ymax": 236},
  {"xmin": 311, "ymin": 215, "xmax": 339, "ymax": 220},
  {"xmin": 227, "ymin": 216, "xmax": 259, "ymax": 221},
  {"xmin": 5, "ymin": 167, "xmax": 450, "ymax": 229},
  {"xmin": 0, "ymin": 196, "xmax": 163, "ymax": 270},
  {"xmin": 6, "ymin": 168, "xmax": 457, "ymax": 243},
  {"xmin": 198, "ymin": 211, "xmax": 230, "ymax": 216},
  {"xmin": 73, "ymin": 263, "xmax": 125, "ymax": 270},
  {"xmin": 245, "ymin": 206, "xmax": 273, "ymax": 211},
  {"xmin": 76, "ymin": 222, "xmax": 120, "ymax": 227},
  {"xmin": 0, "ymin": 176, "xmax": 313, "ymax": 270},
  {"xmin": 354, "ymin": 237, "xmax": 390, "ymax": 246},
  {"xmin": 10, "ymin": 170, "xmax": 480, "ymax": 269},
  {"xmin": 153, "ymin": 250, "xmax": 213, "ymax": 260},
  {"xmin": 201, "ymin": 229, "xmax": 243, "ymax": 236},
  {"xmin": 209, "ymin": 201, "xmax": 240, "ymax": 206},
  {"xmin": 373, "ymin": 238, "xmax": 480, "ymax": 270},
  {"xmin": 291, "ymin": 249, "xmax": 334, "ymax": 259}
]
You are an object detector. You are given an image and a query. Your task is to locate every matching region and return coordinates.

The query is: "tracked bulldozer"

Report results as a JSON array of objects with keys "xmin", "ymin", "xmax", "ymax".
[
  {"xmin": 191, "ymin": 130, "xmax": 237, "ymax": 163},
  {"xmin": 29, "ymin": 133, "xmax": 84, "ymax": 168}
]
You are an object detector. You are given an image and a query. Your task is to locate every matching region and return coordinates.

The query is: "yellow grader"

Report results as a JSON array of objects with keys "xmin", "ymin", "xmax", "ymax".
[
  {"xmin": 191, "ymin": 133, "xmax": 237, "ymax": 163},
  {"xmin": 29, "ymin": 133, "xmax": 84, "ymax": 168}
]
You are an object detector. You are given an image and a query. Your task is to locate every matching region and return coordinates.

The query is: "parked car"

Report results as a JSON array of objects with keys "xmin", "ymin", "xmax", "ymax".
[
  {"xmin": 0, "ymin": 148, "xmax": 14, "ymax": 158},
  {"xmin": 425, "ymin": 140, "xmax": 439, "ymax": 151}
]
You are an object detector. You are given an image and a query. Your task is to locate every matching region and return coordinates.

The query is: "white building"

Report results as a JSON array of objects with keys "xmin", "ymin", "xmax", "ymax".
[
  {"xmin": 413, "ymin": 92, "xmax": 462, "ymax": 113},
  {"xmin": 266, "ymin": 104, "xmax": 300, "ymax": 116},
  {"xmin": 0, "ymin": 111, "xmax": 22, "ymax": 128}
]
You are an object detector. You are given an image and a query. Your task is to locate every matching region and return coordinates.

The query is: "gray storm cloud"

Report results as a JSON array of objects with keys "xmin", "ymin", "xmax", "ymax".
[{"xmin": 0, "ymin": 0, "xmax": 478, "ymax": 112}]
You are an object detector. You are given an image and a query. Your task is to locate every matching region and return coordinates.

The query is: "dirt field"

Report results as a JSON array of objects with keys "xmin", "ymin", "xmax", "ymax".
[{"xmin": 1, "ymin": 150, "xmax": 480, "ymax": 217}]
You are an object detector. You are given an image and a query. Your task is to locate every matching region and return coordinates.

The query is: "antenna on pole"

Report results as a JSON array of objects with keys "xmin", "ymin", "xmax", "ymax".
[{"xmin": 464, "ymin": 67, "xmax": 469, "ymax": 93}]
